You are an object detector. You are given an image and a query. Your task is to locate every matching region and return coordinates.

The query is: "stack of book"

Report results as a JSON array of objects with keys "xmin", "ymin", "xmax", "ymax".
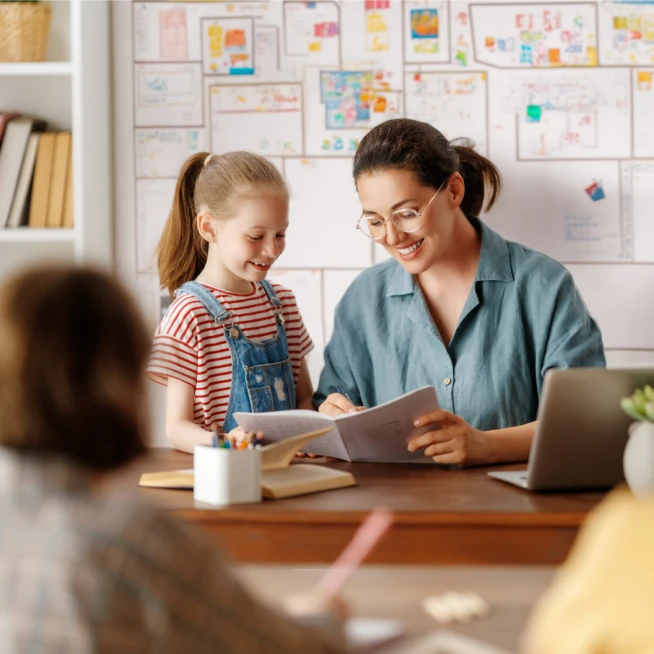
[{"xmin": 0, "ymin": 112, "xmax": 74, "ymax": 229}]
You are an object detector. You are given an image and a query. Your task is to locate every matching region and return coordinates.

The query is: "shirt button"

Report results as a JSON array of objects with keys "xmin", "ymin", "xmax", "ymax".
[{"xmin": 444, "ymin": 377, "xmax": 452, "ymax": 386}]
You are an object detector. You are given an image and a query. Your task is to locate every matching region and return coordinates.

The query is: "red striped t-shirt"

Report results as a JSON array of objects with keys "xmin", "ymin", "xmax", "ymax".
[{"xmin": 147, "ymin": 281, "xmax": 313, "ymax": 429}]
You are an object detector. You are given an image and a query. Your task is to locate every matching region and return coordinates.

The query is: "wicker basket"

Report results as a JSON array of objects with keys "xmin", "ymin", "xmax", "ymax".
[{"xmin": 0, "ymin": 2, "xmax": 52, "ymax": 63}]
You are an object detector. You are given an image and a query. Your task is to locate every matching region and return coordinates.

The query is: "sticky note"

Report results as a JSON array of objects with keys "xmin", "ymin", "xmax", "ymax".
[
  {"xmin": 526, "ymin": 105, "xmax": 541, "ymax": 122},
  {"xmin": 585, "ymin": 181, "xmax": 605, "ymax": 202},
  {"xmin": 548, "ymin": 48, "xmax": 561, "ymax": 64}
]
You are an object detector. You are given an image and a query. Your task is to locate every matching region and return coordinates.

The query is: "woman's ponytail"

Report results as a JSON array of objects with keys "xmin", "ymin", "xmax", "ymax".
[{"xmin": 451, "ymin": 142, "xmax": 502, "ymax": 218}]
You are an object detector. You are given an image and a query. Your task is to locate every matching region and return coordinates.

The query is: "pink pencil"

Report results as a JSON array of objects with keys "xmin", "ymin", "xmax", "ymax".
[{"xmin": 317, "ymin": 509, "xmax": 393, "ymax": 599}]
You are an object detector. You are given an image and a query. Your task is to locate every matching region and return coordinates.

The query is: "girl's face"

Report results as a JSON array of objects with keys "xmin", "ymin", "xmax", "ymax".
[
  {"xmin": 356, "ymin": 169, "xmax": 455, "ymax": 275},
  {"xmin": 213, "ymin": 194, "xmax": 289, "ymax": 287}
]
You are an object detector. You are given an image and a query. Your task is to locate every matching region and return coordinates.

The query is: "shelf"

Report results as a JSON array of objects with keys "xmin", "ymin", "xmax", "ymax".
[
  {"xmin": 0, "ymin": 229, "xmax": 75, "ymax": 243},
  {"xmin": 0, "ymin": 62, "xmax": 73, "ymax": 77}
]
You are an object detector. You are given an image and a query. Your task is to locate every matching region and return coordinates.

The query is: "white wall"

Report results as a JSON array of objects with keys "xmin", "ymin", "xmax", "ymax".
[{"xmin": 112, "ymin": 1, "xmax": 654, "ymax": 445}]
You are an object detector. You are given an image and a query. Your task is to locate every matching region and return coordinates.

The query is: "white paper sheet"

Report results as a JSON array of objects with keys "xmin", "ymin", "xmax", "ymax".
[
  {"xmin": 135, "ymin": 128, "xmax": 207, "ymax": 178},
  {"xmin": 134, "ymin": 63, "xmax": 203, "ymax": 127},
  {"xmin": 235, "ymin": 386, "xmax": 440, "ymax": 463}
]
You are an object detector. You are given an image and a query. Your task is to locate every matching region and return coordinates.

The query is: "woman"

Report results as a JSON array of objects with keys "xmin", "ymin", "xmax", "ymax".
[
  {"xmin": 314, "ymin": 119, "xmax": 605, "ymax": 466},
  {"xmin": 0, "ymin": 265, "xmax": 344, "ymax": 653}
]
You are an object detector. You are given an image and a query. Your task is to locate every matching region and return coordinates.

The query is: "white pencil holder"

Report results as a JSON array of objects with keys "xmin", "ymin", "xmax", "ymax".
[{"xmin": 193, "ymin": 445, "xmax": 262, "ymax": 506}]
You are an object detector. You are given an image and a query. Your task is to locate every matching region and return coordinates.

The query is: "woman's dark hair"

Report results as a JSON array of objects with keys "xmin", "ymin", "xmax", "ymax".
[
  {"xmin": 353, "ymin": 118, "xmax": 501, "ymax": 218},
  {"xmin": 0, "ymin": 265, "xmax": 151, "ymax": 471}
]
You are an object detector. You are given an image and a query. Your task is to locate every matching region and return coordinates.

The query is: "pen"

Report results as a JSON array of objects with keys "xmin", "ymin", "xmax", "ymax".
[
  {"xmin": 336, "ymin": 385, "xmax": 353, "ymax": 404},
  {"xmin": 317, "ymin": 508, "xmax": 393, "ymax": 599}
]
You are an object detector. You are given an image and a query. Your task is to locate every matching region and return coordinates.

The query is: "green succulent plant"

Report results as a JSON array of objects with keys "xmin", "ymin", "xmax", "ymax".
[{"xmin": 621, "ymin": 385, "xmax": 654, "ymax": 423}]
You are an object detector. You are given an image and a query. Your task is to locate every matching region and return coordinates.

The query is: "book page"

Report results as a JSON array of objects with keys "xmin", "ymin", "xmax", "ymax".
[
  {"xmin": 233, "ymin": 410, "xmax": 350, "ymax": 460},
  {"xmin": 260, "ymin": 427, "xmax": 335, "ymax": 470},
  {"xmin": 335, "ymin": 386, "xmax": 439, "ymax": 462}
]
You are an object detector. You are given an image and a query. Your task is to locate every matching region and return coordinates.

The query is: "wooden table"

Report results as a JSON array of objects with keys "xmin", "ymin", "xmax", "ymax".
[
  {"xmin": 111, "ymin": 448, "xmax": 605, "ymax": 565},
  {"xmin": 237, "ymin": 565, "xmax": 556, "ymax": 653}
]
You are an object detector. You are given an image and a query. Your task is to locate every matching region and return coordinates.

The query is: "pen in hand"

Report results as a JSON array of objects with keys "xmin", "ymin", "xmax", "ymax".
[{"xmin": 336, "ymin": 385, "xmax": 353, "ymax": 403}]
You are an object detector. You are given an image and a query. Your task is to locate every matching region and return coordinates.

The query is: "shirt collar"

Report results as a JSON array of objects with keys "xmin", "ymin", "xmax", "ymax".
[{"xmin": 385, "ymin": 218, "xmax": 513, "ymax": 298}]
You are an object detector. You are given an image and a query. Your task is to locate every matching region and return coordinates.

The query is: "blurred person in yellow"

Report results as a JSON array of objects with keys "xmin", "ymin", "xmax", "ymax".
[
  {"xmin": 524, "ymin": 487, "xmax": 654, "ymax": 654},
  {"xmin": 0, "ymin": 264, "xmax": 345, "ymax": 654}
]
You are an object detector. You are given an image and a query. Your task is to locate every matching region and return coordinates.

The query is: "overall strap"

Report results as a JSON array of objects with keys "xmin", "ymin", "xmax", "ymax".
[
  {"xmin": 174, "ymin": 281, "xmax": 232, "ymax": 325},
  {"xmin": 259, "ymin": 279, "xmax": 285, "ymax": 324}
]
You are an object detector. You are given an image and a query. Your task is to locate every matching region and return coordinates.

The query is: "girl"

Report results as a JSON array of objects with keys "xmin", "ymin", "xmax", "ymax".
[
  {"xmin": 148, "ymin": 152, "xmax": 315, "ymax": 453},
  {"xmin": 0, "ymin": 264, "xmax": 345, "ymax": 653},
  {"xmin": 315, "ymin": 119, "xmax": 605, "ymax": 466}
]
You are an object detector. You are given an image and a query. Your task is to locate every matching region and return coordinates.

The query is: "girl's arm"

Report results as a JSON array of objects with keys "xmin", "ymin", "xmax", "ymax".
[
  {"xmin": 295, "ymin": 358, "xmax": 316, "ymax": 411},
  {"xmin": 166, "ymin": 377, "xmax": 212, "ymax": 453}
]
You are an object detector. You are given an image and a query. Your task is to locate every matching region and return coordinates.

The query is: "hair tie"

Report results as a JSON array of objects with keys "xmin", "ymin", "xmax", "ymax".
[{"xmin": 204, "ymin": 153, "xmax": 216, "ymax": 167}]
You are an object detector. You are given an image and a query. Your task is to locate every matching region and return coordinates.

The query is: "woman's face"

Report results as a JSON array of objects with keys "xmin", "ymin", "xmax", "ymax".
[{"xmin": 356, "ymin": 169, "xmax": 456, "ymax": 275}]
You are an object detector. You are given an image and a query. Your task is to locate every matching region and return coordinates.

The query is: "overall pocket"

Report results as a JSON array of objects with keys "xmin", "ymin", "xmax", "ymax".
[{"xmin": 245, "ymin": 359, "xmax": 295, "ymax": 412}]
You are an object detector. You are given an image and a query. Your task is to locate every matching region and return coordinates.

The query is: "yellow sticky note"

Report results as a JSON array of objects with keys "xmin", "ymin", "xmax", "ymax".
[{"xmin": 309, "ymin": 41, "xmax": 322, "ymax": 52}]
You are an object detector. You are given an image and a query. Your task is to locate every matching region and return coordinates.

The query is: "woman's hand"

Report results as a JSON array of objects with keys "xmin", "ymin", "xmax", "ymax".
[
  {"xmin": 318, "ymin": 393, "xmax": 366, "ymax": 418},
  {"xmin": 407, "ymin": 409, "xmax": 494, "ymax": 466}
]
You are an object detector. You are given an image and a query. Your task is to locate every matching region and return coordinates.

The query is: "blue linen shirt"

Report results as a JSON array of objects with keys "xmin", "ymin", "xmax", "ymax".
[{"xmin": 314, "ymin": 219, "xmax": 606, "ymax": 431}]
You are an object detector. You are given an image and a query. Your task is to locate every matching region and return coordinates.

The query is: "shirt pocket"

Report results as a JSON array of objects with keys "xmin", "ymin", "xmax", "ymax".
[{"xmin": 245, "ymin": 359, "xmax": 295, "ymax": 412}]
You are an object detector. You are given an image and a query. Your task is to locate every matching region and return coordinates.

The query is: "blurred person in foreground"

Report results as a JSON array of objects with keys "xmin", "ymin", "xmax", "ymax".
[
  {"xmin": 524, "ymin": 487, "xmax": 654, "ymax": 654},
  {"xmin": 0, "ymin": 264, "xmax": 345, "ymax": 654}
]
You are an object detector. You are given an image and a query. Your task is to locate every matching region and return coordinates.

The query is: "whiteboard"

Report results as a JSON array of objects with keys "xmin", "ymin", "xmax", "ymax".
[
  {"xmin": 134, "ymin": 63, "xmax": 203, "ymax": 127},
  {"xmin": 404, "ymin": 71, "xmax": 488, "ymax": 155},
  {"xmin": 303, "ymin": 66, "xmax": 400, "ymax": 156},
  {"xmin": 599, "ymin": 0, "xmax": 654, "ymax": 65},
  {"xmin": 135, "ymin": 128, "xmax": 207, "ymax": 178},
  {"xmin": 404, "ymin": 1, "xmax": 451, "ymax": 64},
  {"xmin": 633, "ymin": 68, "xmax": 654, "ymax": 158},
  {"xmin": 136, "ymin": 178, "xmax": 176, "ymax": 274},
  {"xmin": 283, "ymin": 1, "xmax": 341, "ymax": 65},
  {"xmin": 569, "ymin": 264, "xmax": 654, "ymax": 350},
  {"xmin": 284, "ymin": 157, "xmax": 372, "ymax": 268},
  {"xmin": 111, "ymin": 0, "xmax": 654, "ymax": 393},
  {"xmin": 470, "ymin": 2, "xmax": 598, "ymax": 68},
  {"xmin": 512, "ymin": 69, "xmax": 631, "ymax": 160},
  {"xmin": 209, "ymin": 83, "xmax": 303, "ymax": 155}
]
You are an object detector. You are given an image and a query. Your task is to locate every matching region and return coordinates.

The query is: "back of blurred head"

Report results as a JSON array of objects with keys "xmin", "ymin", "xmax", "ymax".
[{"xmin": 0, "ymin": 265, "xmax": 151, "ymax": 471}]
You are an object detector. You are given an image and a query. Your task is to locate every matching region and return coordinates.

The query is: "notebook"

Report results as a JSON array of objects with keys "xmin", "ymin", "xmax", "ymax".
[
  {"xmin": 28, "ymin": 132, "xmax": 56, "ymax": 228},
  {"xmin": 234, "ymin": 386, "xmax": 440, "ymax": 463},
  {"xmin": 0, "ymin": 117, "xmax": 46, "ymax": 227},
  {"xmin": 139, "ymin": 429, "xmax": 356, "ymax": 499},
  {"xmin": 6, "ymin": 132, "xmax": 40, "ymax": 228}
]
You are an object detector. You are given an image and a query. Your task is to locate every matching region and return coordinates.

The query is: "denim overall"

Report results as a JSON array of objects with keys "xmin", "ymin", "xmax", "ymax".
[{"xmin": 174, "ymin": 280, "xmax": 296, "ymax": 431}]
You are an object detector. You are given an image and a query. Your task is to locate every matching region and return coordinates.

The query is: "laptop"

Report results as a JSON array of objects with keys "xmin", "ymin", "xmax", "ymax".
[{"xmin": 489, "ymin": 368, "xmax": 654, "ymax": 491}]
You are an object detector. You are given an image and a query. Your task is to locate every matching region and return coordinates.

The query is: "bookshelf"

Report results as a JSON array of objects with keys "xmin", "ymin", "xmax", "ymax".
[{"xmin": 0, "ymin": 0, "xmax": 112, "ymax": 280}]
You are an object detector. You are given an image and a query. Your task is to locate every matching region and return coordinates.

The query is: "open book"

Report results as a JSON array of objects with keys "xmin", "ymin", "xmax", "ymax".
[
  {"xmin": 138, "ymin": 428, "xmax": 356, "ymax": 499},
  {"xmin": 234, "ymin": 386, "xmax": 440, "ymax": 463}
]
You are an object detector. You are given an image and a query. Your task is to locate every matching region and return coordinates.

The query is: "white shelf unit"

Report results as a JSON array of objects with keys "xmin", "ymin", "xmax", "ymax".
[{"xmin": 0, "ymin": 0, "xmax": 112, "ymax": 279}]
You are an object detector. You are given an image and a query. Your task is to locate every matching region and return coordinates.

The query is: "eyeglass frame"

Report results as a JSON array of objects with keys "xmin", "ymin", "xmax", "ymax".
[{"xmin": 355, "ymin": 181, "xmax": 446, "ymax": 241}]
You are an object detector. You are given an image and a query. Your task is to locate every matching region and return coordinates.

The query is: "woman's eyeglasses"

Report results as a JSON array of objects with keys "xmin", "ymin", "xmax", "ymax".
[{"xmin": 356, "ymin": 182, "xmax": 445, "ymax": 240}]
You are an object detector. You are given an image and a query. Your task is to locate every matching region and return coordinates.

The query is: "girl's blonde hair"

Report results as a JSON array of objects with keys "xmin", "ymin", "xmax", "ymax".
[
  {"xmin": 157, "ymin": 151, "xmax": 288, "ymax": 295},
  {"xmin": 0, "ymin": 265, "xmax": 151, "ymax": 470}
]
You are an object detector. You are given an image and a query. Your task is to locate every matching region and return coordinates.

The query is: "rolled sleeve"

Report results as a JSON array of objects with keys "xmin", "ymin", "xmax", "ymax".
[{"xmin": 541, "ymin": 274, "xmax": 606, "ymax": 377}]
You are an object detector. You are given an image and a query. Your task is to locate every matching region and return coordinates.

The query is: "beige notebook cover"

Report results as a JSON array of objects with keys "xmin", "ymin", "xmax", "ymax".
[
  {"xmin": 139, "ymin": 428, "xmax": 356, "ymax": 499},
  {"xmin": 61, "ymin": 135, "xmax": 73, "ymax": 228},
  {"xmin": 29, "ymin": 132, "xmax": 56, "ymax": 228},
  {"xmin": 46, "ymin": 131, "xmax": 71, "ymax": 227}
]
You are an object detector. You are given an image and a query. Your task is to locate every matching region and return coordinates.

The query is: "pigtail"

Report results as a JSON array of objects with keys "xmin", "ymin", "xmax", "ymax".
[
  {"xmin": 451, "ymin": 142, "xmax": 502, "ymax": 218},
  {"xmin": 156, "ymin": 152, "xmax": 209, "ymax": 296}
]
